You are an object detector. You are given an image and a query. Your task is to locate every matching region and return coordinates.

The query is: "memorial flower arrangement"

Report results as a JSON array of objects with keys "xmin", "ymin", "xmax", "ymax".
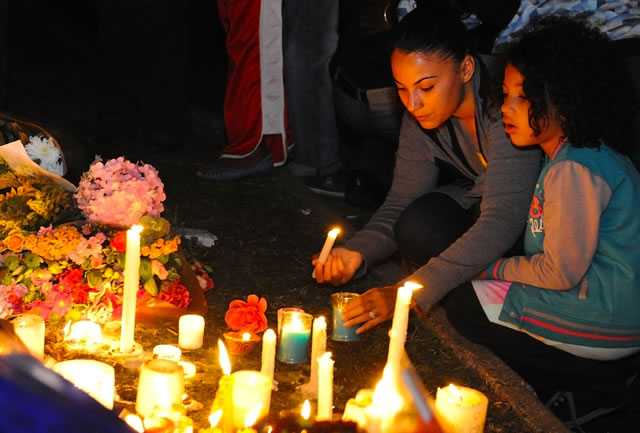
[{"xmin": 24, "ymin": 135, "xmax": 65, "ymax": 176}]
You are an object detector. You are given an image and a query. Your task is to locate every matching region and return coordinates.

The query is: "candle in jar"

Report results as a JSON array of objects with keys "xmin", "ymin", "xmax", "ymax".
[
  {"xmin": 331, "ymin": 292, "xmax": 360, "ymax": 341},
  {"xmin": 260, "ymin": 329, "xmax": 276, "ymax": 384},
  {"xmin": 120, "ymin": 224, "xmax": 143, "ymax": 353},
  {"xmin": 387, "ymin": 282, "xmax": 422, "ymax": 375},
  {"xmin": 53, "ymin": 360, "xmax": 115, "ymax": 409},
  {"xmin": 178, "ymin": 314, "xmax": 205, "ymax": 350},
  {"xmin": 10, "ymin": 314, "xmax": 45, "ymax": 359},
  {"xmin": 434, "ymin": 384, "xmax": 488, "ymax": 433},
  {"xmin": 277, "ymin": 311, "xmax": 312, "ymax": 364},
  {"xmin": 231, "ymin": 371, "xmax": 272, "ymax": 428},
  {"xmin": 316, "ymin": 352, "xmax": 334, "ymax": 421}
]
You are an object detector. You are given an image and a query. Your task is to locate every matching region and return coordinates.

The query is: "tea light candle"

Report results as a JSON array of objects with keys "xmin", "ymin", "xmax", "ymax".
[
  {"xmin": 309, "ymin": 317, "xmax": 326, "ymax": 392},
  {"xmin": 53, "ymin": 360, "xmax": 115, "ymax": 409},
  {"xmin": 11, "ymin": 314, "xmax": 45, "ymax": 359},
  {"xmin": 316, "ymin": 352, "xmax": 334, "ymax": 421},
  {"xmin": 434, "ymin": 384, "xmax": 488, "ymax": 433},
  {"xmin": 153, "ymin": 344, "xmax": 182, "ymax": 362},
  {"xmin": 135, "ymin": 359, "xmax": 185, "ymax": 418},
  {"xmin": 331, "ymin": 292, "xmax": 360, "ymax": 341},
  {"xmin": 65, "ymin": 320, "xmax": 102, "ymax": 344},
  {"xmin": 120, "ymin": 224, "xmax": 143, "ymax": 353},
  {"xmin": 277, "ymin": 311, "xmax": 312, "ymax": 364},
  {"xmin": 231, "ymin": 371, "xmax": 272, "ymax": 428},
  {"xmin": 178, "ymin": 314, "xmax": 205, "ymax": 350},
  {"xmin": 387, "ymin": 282, "xmax": 422, "ymax": 375},
  {"xmin": 260, "ymin": 329, "xmax": 276, "ymax": 384}
]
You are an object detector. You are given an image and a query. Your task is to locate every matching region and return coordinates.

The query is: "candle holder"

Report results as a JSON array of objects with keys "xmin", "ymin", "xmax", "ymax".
[
  {"xmin": 223, "ymin": 331, "xmax": 260, "ymax": 355},
  {"xmin": 52, "ymin": 359, "xmax": 115, "ymax": 409},
  {"xmin": 277, "ymin": 311, "xmax": 312, "ymax": 364},
  {"xmin": 10, "ymin": 314, "xmax": 45, "ymax": 359},
  {"xmin": 331, "ymin": 292, "xmax": 360, "ymax": 341}
]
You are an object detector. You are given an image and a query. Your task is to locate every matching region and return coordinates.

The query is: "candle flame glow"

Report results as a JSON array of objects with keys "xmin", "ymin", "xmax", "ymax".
[
  {"xmin": 124, "ymin": 414, "xmax": 144, "ymax": 433},
  {"xmin": 242, "ymin": 332, "xmax": 250, "ymax": 341},
  {"xmin": 403, "ymin": 281, "xmax": 423, "ymax": 292},
  {"xmin": 209, "ymin": 409, "xmax": 223, "ymax": 427},
  {"xmin": 244, "ymin": 404, "xmax": 262, "ymax": 427},
  {"xmin": 328, "ymin": 228, "xmax": 341, "ymax": 237},
  {"xmin": 291, "ymin": 313, "xmax": 304, "ymax": 331},
  {"xmin": 131, "ymin": 224, "xmax": 144, "ymax": 234},
  {"xmin": 62, "ymin": 320, "xmax": 71, "ymax": 338},
  {"xmin": 218, "ymin": 339, "xmax": 231, "ymax": 375},
  {"xmin": 372, "ymin": 365, "xmax": 403, "ymax": 414},
  {"xmin": 301, "ymin": 400, "xmax": 311, "ymax": 420},
  {"xmin": 448, "ymin": 383, "xmax": 464, "ymax": 401}
]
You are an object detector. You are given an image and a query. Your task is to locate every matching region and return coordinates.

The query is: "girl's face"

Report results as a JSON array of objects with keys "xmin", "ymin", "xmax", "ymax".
[
  {"xmin": 501, "ymin": 63, "xmax": 564, "ymax": 156},
  {"xmin": 391, "ymin": 50, "xmax": 474, "ymax": 129}
]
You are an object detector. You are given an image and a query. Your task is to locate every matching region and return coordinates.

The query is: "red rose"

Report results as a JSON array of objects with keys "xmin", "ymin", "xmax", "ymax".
[
  {"xmin": 224, "ymin": 294, "xmax": 268, "ymax": 333},
  {"xmin": 110, "ymin": 231, "xmax": 127, "ymax": 252}
]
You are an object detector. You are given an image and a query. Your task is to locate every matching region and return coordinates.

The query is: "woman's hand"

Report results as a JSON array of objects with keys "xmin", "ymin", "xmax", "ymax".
[
  {"xmin": 342, "ymin": 285, "xmax": 399, "ymax": 334},
  {"xmin": 312, "ymin": 247, "xmax": 363, "ymax": 285}
]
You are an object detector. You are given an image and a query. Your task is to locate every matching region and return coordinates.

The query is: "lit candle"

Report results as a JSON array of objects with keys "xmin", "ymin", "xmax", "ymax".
[
  {"xmin": 65, "ymin": 320, "xmax": 102, "ymax": 344},
  {"xmin": 331, "ymin": 292, "xmax": 360, "ymax": 341},
  {"xmin": 434, "ymin": 384, "xmax": 488, "ymax": 433},
  {"xmin": 260, "ymin": 329, "xmax": 276, "ymax": 384},
  {"xmin": 307, "ymin": 316, "xmax": 327, "ymax": 395},
  {"xmin": 52, "ymin": 359, "xmax": 115, "ymax": 409},
  {"xmin": 120, "ymin": 224, "xmax": 143, "ymax": 353},
  {"xmin": 317, "ymin": 228, "xmax": 340, "ymax": 265},
  {"xmin": 153, "ymin": 344, "xmax": 182, "ymax": 362},
  {"xmin": 316, "ymin": 352, "xmax": 334, "ymax": 421},
  {"xmin": 135, "ymin": 359, "xmax": 185, "ymax": 417},
  {"xmin": 277, "ymin": 307, "xmax": 305, "ymax": 336},
  {"xmin": 10, "ymin": 314, "xmax": 45, "ymax": 359},
  {"xmin": 178, "ymin": 314, "xmax": 205, "ymax": 350},
  {"xmin": 277, "ymin": 311, "xmax": 312, "ymax": 364},
  {"xmin": 387, "ymin": 282, "xmax": 422, "ymax": 377},
  {"xmin": 218, "ymin": 339, "xmax": 234, "ymax": 433},
  {"xmin": 231, "ymin": 371, "xmax": 272, "ymax": 428},
  {"xmin": 364, "ymin": 365, "xmax": 404, "ymax": 433}
]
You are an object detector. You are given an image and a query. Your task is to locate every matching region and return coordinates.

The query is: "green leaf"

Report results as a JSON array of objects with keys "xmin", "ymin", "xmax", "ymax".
[
  {"xmin": 143, "ymin": 278, "xmax": 159, "ymax": 296},
  {"xmin": 86, "ymin": 270, "xmax": 103, "ymax": 288}
]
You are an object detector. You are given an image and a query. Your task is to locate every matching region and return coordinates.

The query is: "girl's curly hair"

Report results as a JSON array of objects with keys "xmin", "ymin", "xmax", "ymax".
[{"xmin": 506, "ymin": 16, "xmax": 637, "ymax": 155}]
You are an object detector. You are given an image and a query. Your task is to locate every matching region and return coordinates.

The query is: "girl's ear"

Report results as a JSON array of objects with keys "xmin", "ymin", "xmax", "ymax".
[{"xmin": 460, "ymin": 55, "xmax": 475, "ymax": 83}]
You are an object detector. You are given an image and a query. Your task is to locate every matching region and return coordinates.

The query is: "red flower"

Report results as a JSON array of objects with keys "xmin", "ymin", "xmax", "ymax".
[
  {"xmin": 224, "ymin": 294, "xmax": 268, "ymax": 333},
  {"xmin": 157, "ymin": 281, "xmax": 191, "ymax": 309},
  {"xmin": 110, "ymin": 231, "xmax": 127, "ymax": 252}
]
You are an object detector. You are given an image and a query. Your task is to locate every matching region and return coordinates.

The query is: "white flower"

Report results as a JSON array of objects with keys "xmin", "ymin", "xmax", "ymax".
[{"xmin": 25, "ymin": 135, "xmax": 64, "ymax": 175}]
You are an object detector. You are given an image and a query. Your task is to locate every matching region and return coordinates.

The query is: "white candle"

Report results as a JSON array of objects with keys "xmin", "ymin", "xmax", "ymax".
[
  {"xmin": 135, "ymin": 359, "xmax": 185, "ymax": 417},
  {"xmin": 435, "ymin": 384, "xmax": 488, "ymax": 433},
  {"xmin": 153, "ymin": 344, "xmax": 182, "ymax": 362},
  {"xmin": 65, "ymin": 320, "xmax": 102, "ymax": 344},
  {"xmin": 316, "ymin": 352, "xmax": 334, "ymax": 421},
  {"xmin": 309, "ymin": 316, "xmax": 327, "ymax": 393},
  {"xmin": 364, "ymin": 365, "xmax": 403, "ymax": 433},
  {"xmin": 53, "ymin": 360, "xmax": 115, "ymax": 409},
  {"xmin": 178, "ymin": 314, "xmax": 205, "ymax": 349},
  {"xmin": 387, "ymin": 282, "xmax": 422, "ymax": 377},
  {"xmin": 317, "ymin": 228, "xmax": 340, "ymax": 264},
  {"xmin": 120, "ymin": 224, "xmax": 143, "ymax": 353},
  {"xmin": 260, "ymin": 329, "xmax": 277, "ymax": 384},
  {"xmin": 11, "ymin": 314, "xmax": 45, "ymax": 359},
  {"xmin": 231, "ymin": 370, "xmax": 272, "ymax": 428}
]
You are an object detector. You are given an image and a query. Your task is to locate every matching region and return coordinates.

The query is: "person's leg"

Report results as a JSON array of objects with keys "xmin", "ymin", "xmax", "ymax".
[{"xmin": 394, "ymin": 192, "xmax": 477, "ymax": 266}]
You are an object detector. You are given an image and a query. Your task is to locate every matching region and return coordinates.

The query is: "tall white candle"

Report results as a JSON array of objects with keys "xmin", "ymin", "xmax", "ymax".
[
  {"xmin": 260, "ymin": 329, "xmax": 277, "ymax": 383},
  {"xmin": 309, "ymin": 316, "xmax": 327, "ymax": 393},
  {"xmin": 316, "ymin": 352, "xmax": 334, "ymax": 421},
  {"xmin": 178, "ymin": 314, "xmax": 205, "ymax": 349},
  {"xmin": 53, "ymin": 360, "xmax": 115, "ymax": 409},
  {"xmin": 317, "ymin": 228, "xmax": 340, "ymax": 264},
  {"xmin": 120, "ymin": 224, "xmax": 142, "ymax": 353},
  {"xmin": 11, "ymin": 314, "xmax": 45, "ymax": 359},
  {"xmin": 387, "ymin": 282, "xmax": 422, "ymax": 377}
]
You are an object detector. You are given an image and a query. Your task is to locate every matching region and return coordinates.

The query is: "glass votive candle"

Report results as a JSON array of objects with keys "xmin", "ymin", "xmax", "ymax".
[
  {"xmin": 136, "ymin": 359, "xmax": 185, "ymax": 418},
  {"xmin": 277, "ymin": 307, "xmax": 305, "ymax": 336},
  {"xmin": 10, "ymin": 314, "xmax": 45, "ymax": 359},
  {"xmin": 331, "ymin": 292, "xmax": 360, "ymax": 341},
  {"xmin": 277, "ymin": 311, "xmax": 312, "ymax": 364},
  {"xmin": 52, "ymin": 359, "xmax": 115, "ymax": 409}
]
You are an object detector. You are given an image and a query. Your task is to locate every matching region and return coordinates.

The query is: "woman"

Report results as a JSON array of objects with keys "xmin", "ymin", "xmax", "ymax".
[{"xmin": 313, "ymin": 4, "xmax": 541, "ymax": 330}]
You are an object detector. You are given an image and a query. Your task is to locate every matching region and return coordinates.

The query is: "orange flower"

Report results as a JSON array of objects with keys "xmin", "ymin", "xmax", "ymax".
[
  {"xmin": 3, "ymin": 228, "xmax": 25, "ymax": 253},
  {"xmin": 224, "ymin": 294, "xmax": 268, "ymax": 333}
]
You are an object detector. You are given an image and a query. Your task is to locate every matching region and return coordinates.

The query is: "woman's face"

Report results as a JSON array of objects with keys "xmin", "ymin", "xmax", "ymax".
[
  {"xmin": 501, "ymin": 63, "xmax": 564, "ymax": 155},
  {"xmin": 391, "ymin": 50, "xmax": 473, "ymax": 130}
]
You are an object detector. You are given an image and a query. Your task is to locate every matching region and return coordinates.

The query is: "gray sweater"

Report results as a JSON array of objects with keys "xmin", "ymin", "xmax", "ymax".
[{"xmin": 344, "ymin": 65, "xmax": 542, "ymax": 312}]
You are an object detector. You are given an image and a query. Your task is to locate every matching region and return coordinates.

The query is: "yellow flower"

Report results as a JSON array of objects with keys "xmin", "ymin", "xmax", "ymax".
[{"xmin": 3, "ymin": 228, "xmax": 25, "ymax": 252}]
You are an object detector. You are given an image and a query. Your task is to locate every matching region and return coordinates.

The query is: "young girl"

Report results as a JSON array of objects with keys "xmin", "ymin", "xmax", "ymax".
[{"xmin": 445, "ymin": 16, "xmax": 640, "ymax": 430}]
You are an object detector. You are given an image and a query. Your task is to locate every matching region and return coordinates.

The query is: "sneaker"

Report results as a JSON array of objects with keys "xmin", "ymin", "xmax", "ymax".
[
  {"xmin": 302, "ymin": 171, "xmax": 346, "ymax": 198},
  {"xmin": 545, "ymin": 391, "xmax": 627, "ymax": 431}
]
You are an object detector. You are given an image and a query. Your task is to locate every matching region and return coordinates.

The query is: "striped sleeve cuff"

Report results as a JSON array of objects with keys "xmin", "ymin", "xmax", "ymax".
[{"xmin": 487, "ymin": 258, "xmax": 507, "ymax": 280}]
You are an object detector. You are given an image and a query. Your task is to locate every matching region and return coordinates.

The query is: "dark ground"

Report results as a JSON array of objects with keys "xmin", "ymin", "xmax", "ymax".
[{"xmin": 3, "ymin": 2, "xmax": 640, "ymax": 432}]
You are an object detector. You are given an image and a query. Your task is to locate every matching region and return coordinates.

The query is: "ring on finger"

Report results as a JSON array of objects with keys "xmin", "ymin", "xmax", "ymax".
[{"xmin": 369, "ymin": 310, "xmax": 376, "ymax": 320}]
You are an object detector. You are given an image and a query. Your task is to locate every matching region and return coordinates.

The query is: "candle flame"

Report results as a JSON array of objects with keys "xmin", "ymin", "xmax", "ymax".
[
  {"xmin": 218, "ymin": 339, "xmax": 231, "ymax": 375},
  {"xmin": 448, "ymin": 383, "xmax": 464, "ymax": 401},
  {"xmin": 301, "ymin": 400, "xmax": 311, "ymax": 420},
  {"xmin": 124, "ymin": 414, "xmax": 144, "ymax": 433},
  {"xmin": 403, "ymin": 281, "xmax": 423, "ymax": 292},
  {"xmin": 131, "ymin": 224, "xmax": 143, "ymax": 234},
  {"xmin": 65, "ymin": 320, "xmax": 102, "ymax": 344},
  {"xmin": 62, "ymin": 320, "xmax": 71, "ymax": 338},
  {"xmin": 328, "ymin": 228, "xmax": 341, "ymax": 237},
  {"xmin": 242, "ymin": 332, "xmax": 250, "ymax": 341},
  {"xmin": 372, "ymin": 365, "xmax": 403, "ymax": 414},
  {"xmin": 291, "ymin": 313, "xmax": 304, "ymax": 331},
  {"xmin": 244, "ymin": 404, "xmax": 262, "ymax": 427},
  {"xmin": 209, "ymin": 409, "xmax": 223, "ymax": 427}
]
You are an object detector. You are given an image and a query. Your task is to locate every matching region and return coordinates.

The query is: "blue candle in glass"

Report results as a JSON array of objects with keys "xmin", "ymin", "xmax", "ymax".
[
  {"xmin": 277, "ymin": 311, "xmax": 312, "ymax": 363},
  {"xmin": 331, "ymin": 292, "xmax": 360, "ymax": 341}
]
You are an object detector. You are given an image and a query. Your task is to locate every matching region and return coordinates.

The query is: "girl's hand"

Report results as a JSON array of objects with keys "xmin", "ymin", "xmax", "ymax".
[
  {"xmin": 342, "ymin": 285, "xmax": 399, "ymax": 334},
  {"xmin": 312, "ymin": 247, "xmax": 363, "ymax": 286}
]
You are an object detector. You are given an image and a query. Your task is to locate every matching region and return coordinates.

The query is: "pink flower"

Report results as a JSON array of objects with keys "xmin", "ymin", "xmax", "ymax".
[
  {"xmin": 224, "ymin": 294, "xmax": 268, "ymax": 333},
  {"xmin": 151, "ymin": 260, "xmax": 168, "ymax": 280}
]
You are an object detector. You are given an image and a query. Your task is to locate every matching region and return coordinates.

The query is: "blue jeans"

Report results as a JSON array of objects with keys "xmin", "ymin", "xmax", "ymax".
[{"xmin": 282, "ymin": 0, "xmax": 340, "ymax": 176}]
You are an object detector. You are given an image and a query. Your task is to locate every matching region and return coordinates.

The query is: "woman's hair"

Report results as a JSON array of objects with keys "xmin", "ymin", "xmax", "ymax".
[{"xmin": 506, "ymin": 16, "xmax": 637, "ymax": 154}]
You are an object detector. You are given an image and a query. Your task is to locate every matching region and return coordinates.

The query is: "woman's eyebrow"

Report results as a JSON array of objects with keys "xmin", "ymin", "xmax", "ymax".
[{"xmin": 394, "ymin": 75, "xmax": 437, "ymax": 86}]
